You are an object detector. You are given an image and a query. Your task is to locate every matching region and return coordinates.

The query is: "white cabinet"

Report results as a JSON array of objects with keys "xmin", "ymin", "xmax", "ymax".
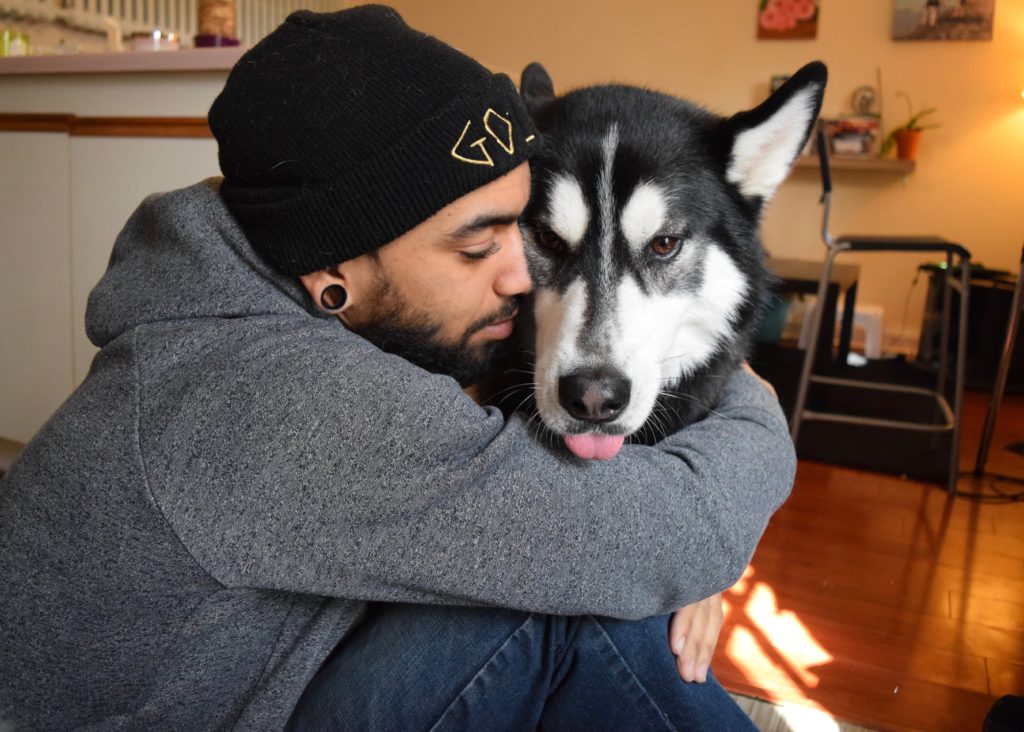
[
  {"xmin": 0, "ymin": 49, "xmax": 231, "ymax": 446},
  {"xmin": 0, "ymin": 131, "xmax": 74, "ymax": 444},
  {"xmin": 0, "ymin": 131, "xmax": 219, "ymax": 444}
]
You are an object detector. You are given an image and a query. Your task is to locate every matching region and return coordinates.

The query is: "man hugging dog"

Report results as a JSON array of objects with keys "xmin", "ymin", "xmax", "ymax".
[{"xmin": 0, "ymin": 6, "xmax": 813, "ymax": 730}]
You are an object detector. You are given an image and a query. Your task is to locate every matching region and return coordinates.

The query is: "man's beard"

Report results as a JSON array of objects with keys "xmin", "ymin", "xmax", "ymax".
[{"xmin": 352, "ymin": 278, "xmax": 521, "ymax": 387}]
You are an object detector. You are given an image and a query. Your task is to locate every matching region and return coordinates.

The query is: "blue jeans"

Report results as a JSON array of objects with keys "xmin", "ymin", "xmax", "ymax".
[{"xmin": 287, "ymin": 603, "xmax": 755, "ymax": 731}]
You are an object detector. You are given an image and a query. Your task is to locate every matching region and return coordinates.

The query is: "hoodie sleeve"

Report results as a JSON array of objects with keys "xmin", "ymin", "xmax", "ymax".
[{"xmin": 142, "ymin": 320, "xmax": 795, "ymax": 620}]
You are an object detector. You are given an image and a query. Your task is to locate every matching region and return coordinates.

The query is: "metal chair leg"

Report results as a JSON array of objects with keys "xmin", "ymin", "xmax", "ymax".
[
  {"xmin": 948, "ymin": 257, "xmax": 970, "ymax": 496},
  {"xmin": 937, "ymin": 252, "xmax": 953, "ymax": 397},
  {"xmin": 974, "ymin": 245, "xmax": 1024, "ymax": 476},
  {"xmin": 791, "ymin": 248, "xmax": 841, "ymax": 442}
]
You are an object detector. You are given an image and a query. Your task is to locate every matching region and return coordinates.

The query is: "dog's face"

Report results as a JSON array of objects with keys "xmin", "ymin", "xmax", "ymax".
[{"xmin": 518, "ymin": 62, "xmax": 826, "ymax": 458}]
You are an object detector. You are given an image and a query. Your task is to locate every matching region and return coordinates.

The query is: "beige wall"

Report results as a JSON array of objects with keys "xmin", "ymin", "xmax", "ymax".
[{"xmin": 388, "ymin": 0, "xmax": 1024, "ymax": 349}]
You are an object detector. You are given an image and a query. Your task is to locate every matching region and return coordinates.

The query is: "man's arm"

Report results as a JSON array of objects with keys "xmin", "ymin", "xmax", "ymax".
[{"xmin": 145, "ymin": 325, "xmax": 795, "ymax": 619}]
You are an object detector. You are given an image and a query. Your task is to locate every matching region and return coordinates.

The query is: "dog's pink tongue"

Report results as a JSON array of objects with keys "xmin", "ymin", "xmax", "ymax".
[{"xmin": 564, "ymin": 433, "xmax": 626, "ymax": 461}]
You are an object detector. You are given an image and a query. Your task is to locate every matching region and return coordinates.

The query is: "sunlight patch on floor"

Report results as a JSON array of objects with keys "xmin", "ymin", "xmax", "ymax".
[{"xmin": 724, "ymin": 566, "xmax": 834, "ymax": 712}]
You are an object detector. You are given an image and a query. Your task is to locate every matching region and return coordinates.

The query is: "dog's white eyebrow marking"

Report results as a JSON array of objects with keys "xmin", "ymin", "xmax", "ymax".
[
  {"xmin": 699, "ymin": 243, "xmax": 748, "ymax": 322},
  {"xmin": 597, "ymin": 124, "xmax": 619, "ymax": 286},
  {"xmin": 620, "ymin": 182, "xmax": 669, "ymax": 251},
  {"xmin": 545, "ymin": 174, "xmax": 590, "ymax": 248}
]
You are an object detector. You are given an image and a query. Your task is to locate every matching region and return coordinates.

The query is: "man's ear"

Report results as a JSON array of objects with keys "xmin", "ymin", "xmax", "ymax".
[
  {"xmin": 299, "ymin": 265, "xmax": 347, "ymax": 313},
  {"xmin": 721, "ymin": 61, "xmax": 827, "ymax": 205},
  {"xmin": 520, "ymin": 62, "xmax": 556, "ymax": 122}
]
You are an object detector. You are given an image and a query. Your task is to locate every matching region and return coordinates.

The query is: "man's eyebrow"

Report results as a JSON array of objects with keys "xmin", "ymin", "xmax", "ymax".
[{"xmin": 446, "ymin": 212, "xmax": 522, "ymax": 241}]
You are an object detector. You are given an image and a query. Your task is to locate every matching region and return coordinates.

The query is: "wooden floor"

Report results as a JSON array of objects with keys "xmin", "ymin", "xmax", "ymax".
[{"xmin": 715, "ymin": 387, "xmax": 1024, "ymax": 732}]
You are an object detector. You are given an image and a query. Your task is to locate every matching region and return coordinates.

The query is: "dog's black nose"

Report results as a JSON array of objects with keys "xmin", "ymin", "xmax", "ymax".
[{"xmin": 558, "ymin": 368, "xmax": 631, "ymax": 423}]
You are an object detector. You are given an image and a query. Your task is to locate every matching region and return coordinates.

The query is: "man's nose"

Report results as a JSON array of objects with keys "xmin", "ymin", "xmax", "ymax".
[{"xmin": 495, "ymin": 225, "xmax": 533, "ymax": 296}]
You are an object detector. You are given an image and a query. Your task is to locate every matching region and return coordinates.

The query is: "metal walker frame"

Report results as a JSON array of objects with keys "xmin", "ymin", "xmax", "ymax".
[{"xmin": 789, "ymin": 129, "xmax": 971, "ymax": 496}]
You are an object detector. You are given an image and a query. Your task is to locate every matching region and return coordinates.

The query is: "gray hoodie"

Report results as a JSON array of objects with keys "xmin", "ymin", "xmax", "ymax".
[{"xmin": 0, "ymin": 179, "xmax": 796, "ymax": 731}]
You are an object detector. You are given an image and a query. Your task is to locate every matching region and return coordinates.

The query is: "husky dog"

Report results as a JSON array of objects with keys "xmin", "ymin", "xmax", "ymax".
[{"xmin": 514, "ymin": 62, "xmax": 827, "ymax": 460}]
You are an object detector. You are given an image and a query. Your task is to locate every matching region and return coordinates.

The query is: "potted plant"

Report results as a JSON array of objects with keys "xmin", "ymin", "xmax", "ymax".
[{"xmin": 880, "ymin": 92, "xmax": 940, "ymax": 161}]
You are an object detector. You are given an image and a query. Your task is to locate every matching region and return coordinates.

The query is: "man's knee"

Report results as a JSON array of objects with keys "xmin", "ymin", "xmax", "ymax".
[
  {"xmin": 290, "ymin": 607, "xmax": 751, "ymax": 732},
  {"xmin": 289, "ymin": 604, "xmax": 569, "ymax": 731},
  {"xmin": 550, "ymin": 614, "xmax": 754, "ymax": 731}
]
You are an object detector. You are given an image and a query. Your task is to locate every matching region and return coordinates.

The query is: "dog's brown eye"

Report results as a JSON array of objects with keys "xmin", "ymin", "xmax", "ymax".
[
  {"xmin": 535, "ymin": 230, "xmax": 568, "ymax": 254},
  {"xmin": 649, "ymin": 236, "xmax": 682, "ymax": 259}
]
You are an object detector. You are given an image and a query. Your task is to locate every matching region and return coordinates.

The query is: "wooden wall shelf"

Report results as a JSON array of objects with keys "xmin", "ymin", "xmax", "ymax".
[{"xmin": 794, "ymin": 155, "xmax": 915, "ymax": 174}]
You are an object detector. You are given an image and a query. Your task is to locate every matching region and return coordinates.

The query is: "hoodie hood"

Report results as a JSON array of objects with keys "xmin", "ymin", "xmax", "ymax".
[{"xmin": 87, "ymin": 179, "xmax": 330, "ymax": 348}]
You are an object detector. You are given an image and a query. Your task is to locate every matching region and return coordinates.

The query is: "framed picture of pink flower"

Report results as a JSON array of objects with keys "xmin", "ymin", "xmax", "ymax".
[{"xmin": 758, "ymin": 0, "xmax": 820, "ymax": 39}]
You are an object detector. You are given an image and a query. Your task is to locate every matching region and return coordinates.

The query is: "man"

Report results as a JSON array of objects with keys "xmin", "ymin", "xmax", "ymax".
[{"xmin": 0, "ymin": 6, "xmax": 795, "ymax": 730}]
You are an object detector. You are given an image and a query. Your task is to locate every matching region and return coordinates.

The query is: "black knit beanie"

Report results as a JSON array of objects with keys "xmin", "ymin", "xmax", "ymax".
[{"xmin": 208, "ymin": 5, "xmax": 538, "ymax": 276}]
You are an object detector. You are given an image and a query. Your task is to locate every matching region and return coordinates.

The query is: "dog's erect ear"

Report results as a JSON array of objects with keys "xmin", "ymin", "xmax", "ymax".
[
  {"xmin": 722, "ymin": 61, "xmax": 827, "ymax": 204},
  {"xmin": 520, "ymin": 62, "xmax": 556, "ymax": 120}
]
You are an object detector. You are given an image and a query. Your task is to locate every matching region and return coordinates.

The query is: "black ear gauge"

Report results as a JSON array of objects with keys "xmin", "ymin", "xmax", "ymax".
[{"xmin": 319, "ymin": 284, "xmax": 348, "ymax": 313}]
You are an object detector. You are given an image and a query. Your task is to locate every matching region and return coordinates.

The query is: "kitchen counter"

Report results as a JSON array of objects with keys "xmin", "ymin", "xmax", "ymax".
[{"xmin": 0, "ymin": 47, "xmax": 244, "ymax": 75}]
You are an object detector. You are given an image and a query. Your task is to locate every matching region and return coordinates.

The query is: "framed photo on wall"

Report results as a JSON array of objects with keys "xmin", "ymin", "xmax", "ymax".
[
  {"xmin": 758, "ymin": 0, "xmax": 820, "ymax": 40},
  {"xmin": 892, "ymin": 0, "xmax": 995, "ymax": 41}
]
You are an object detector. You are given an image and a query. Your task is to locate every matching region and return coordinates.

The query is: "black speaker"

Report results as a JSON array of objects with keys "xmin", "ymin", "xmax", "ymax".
[{"xmin": 916, "ymin": 265, "xmax": 1023, "ymax": 392}]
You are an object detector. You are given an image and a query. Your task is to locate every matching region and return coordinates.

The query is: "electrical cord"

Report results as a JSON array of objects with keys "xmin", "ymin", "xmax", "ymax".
[
  {"xmin": 954, "ymin": 470, "xmax": 1024, "ymax": 502},
  {"xmin": 884, "ymin": 270, "xmax": 921, "ymax": 357}
]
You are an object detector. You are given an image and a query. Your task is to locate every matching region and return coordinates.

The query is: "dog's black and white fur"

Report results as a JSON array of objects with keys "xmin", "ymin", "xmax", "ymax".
[{"xmin": 507, "ymin": 62, "xmax": 827, "ymax": 455}]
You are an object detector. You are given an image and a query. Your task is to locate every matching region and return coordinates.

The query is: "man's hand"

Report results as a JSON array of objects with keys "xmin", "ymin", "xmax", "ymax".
[{"xmin": 669, "ymin": 593, "xmax": 724, "ymax": 683}]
